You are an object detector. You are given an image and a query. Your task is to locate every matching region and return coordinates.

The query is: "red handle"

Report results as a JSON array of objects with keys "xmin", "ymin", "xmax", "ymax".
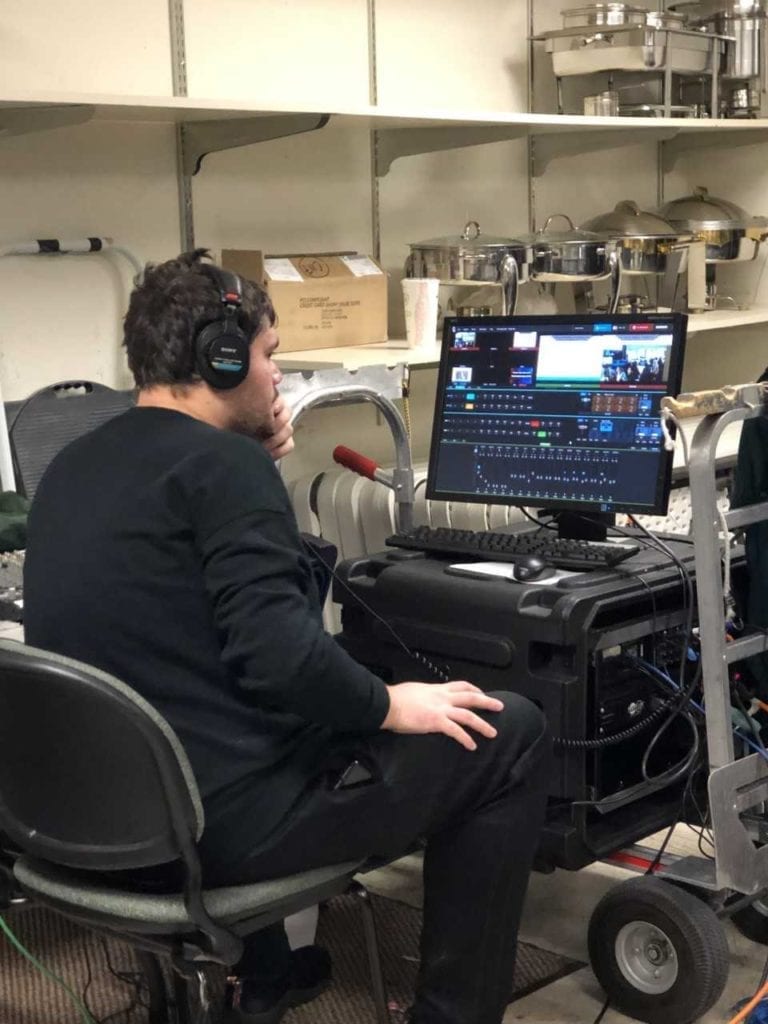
[{"xmin": 333, "ymin": 445, "xmax": 379, "ymax": 480}]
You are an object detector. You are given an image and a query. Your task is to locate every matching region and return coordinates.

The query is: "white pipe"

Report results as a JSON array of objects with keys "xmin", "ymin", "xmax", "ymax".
[
  {"xmin": 0, "ymin": 238, "xmax": 143, "ymax": 278},
  {"xmin": 0, "ymin": 238, "xmax": 143, "ymax": 492}
]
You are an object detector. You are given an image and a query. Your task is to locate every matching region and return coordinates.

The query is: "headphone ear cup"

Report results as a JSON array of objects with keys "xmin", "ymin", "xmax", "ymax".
[{"xmin": 195, "ymin": 321, "xmax": 250, "ymax": 390}]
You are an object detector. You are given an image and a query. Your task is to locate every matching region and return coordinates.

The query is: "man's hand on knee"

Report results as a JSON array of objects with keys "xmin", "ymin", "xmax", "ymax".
[{"xmin": 381, "ymin": 681, "xmax": 504, "ymax": 751}]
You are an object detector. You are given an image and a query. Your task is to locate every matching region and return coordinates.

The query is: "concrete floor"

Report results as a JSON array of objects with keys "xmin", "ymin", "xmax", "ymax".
[{"xmin": 363, "ymin": 827, "xmax": 767, "ymax": 1024}]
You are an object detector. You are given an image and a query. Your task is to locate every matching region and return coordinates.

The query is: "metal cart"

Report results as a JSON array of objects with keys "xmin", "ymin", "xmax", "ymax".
[{"xmin": 582, "ymin": 383, "xmax": 768, "ymax": 1024}]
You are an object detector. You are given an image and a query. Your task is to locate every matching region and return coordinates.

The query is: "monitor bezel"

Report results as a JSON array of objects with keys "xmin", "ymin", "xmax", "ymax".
[{"xmin": 425, "ymin": 312, "xmax": 688, "ymax": 518}]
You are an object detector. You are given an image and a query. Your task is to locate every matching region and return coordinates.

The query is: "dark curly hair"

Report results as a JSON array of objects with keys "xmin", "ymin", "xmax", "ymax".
[{"xmin": 123, "ymin": 249, "xmax": 275, "ymax": 389}]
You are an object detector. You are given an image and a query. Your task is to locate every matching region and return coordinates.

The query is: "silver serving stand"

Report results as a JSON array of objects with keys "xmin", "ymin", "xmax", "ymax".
[{"xmin": 279, "ymin": 363, "xmax": 415, "ymax": 533}]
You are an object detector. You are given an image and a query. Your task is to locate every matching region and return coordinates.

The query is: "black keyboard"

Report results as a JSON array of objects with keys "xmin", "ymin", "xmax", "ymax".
[{"xmin": 386, "ymin": 526, "xmax": 640, "ymax": 571}]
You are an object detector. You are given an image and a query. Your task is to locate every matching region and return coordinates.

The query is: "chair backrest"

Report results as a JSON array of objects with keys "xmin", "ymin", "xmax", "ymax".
[
  {"xmin": 0, "ymin": 640, "xmax": 203, "ymax": 872},
  {"xmin": 6, "ymin": 381, "xmax": 135, "ymax": 499}
]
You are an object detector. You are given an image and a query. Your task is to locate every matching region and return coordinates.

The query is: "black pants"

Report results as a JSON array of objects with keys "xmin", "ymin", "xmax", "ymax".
[{"xmin": 224, "ymin": 692, "xmax": 550, "ymax": 1024}]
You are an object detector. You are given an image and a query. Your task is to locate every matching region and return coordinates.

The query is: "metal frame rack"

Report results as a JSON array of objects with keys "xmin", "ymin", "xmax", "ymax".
[
  {"xmin": 665, "ymin": 382, "xmax": 768, "ymax": 896},
  {"xmin": 280, "ymin": 362, "xmax": 415, "ymax": 534}
]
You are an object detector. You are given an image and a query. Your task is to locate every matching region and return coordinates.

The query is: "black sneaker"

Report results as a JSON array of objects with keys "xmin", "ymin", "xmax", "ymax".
[{"xmin": 224, "ymin": 945, "xmax": 332, "ymax": 1024}]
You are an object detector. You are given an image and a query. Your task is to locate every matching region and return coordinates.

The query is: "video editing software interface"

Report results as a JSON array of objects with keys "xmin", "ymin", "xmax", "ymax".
[{"xmin": 427, "ymin": 314, "xmax": 687, "ymax": 516}]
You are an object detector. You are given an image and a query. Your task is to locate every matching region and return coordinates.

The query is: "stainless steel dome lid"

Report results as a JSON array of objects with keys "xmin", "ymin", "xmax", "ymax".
[
  {"xmin": 659, "ymin": 186, "xmax": 766, "ymax": 231},
  {"xmin": 581, "ymin": 200, "xmax": 686, "ymax": 239},
  {"xmin": 521, "ymin": 213, "xmax": 610, "ymax": 245},
  {"xmin": 669, "ymin": 1, "xmax": 766, "ymax": 17},
  {"xmin": 561, "ymin": 3, "xmax": 649, "ymax": 26},
  {"xmin": 408, "ymin": 220, "xmax": 527, "ymax": 250}
]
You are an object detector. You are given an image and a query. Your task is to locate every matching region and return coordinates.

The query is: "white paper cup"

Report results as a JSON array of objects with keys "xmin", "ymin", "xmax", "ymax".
[{"xmin": 401, "ymin": 278, "xmax": 440, "ymax": 348}]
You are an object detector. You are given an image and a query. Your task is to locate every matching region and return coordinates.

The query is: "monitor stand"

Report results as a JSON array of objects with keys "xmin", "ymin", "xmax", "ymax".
[{"xmin": 547, "ymin": 510, "xmax": 615, "ymax": 542}]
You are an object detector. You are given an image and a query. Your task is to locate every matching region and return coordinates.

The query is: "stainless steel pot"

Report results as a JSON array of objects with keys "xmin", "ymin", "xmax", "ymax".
[
  {"xmin": 404, "ymin": 221, "xmax": 529, "ymax": 314},
  {"xmin": 581, "ymin": 200, "xmax": 692, "ymax": 275},
  {"xmin": 659, "ymin": 186, "xmax": 768, "ymax": 262},
  {"xmin": 522, "ymin": 214, "xmax": 622, "ymax": 311}
]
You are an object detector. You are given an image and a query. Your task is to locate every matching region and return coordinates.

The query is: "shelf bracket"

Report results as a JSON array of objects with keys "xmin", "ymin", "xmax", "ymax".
[
  {"xmin": 182, "ymin": 112, "xmax": 331, "ymax": 175},
  {"xmin": 0, "ymin": 104, "xmax": 95, "ymax": 139},
  {"xmin": 661, "ymin": 128, "xmax": 768, "ymax": 174},
  {"xmin": 374, "ymin": 125, "xmax": 529, "ymax": 176},
  {"xmin": 531, "ymin": 128, "xmax": 680, "ymax": 177}
]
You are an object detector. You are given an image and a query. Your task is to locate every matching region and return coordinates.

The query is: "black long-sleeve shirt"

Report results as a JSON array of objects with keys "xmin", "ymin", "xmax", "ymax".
[{"xmin": 23, "ymin": 407, "xmax": 390, "ymax": 860}]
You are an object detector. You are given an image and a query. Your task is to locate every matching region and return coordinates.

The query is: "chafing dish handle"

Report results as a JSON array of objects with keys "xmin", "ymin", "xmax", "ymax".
[
  {"xmin": 578, "ymin": 32, "xmax": 614, "ymax": 47},
  {"xmin": 608, "ymin": 250, "xmax": 621, "ymax": 314},
  {"xmin": 500, "ymin": 254, "xmax": 518, "ymax": 315}
]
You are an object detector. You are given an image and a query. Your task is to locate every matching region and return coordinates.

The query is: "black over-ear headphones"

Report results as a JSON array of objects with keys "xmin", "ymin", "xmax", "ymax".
[{"xmin": 194, "ymin": 265, "xmax": 250, "ymax": 390}]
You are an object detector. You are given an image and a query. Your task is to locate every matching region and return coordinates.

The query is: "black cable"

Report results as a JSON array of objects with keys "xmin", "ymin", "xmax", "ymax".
[
  {"xmin": 591, "ymin": 995, "xmax": 611, "ymax": 1024},
  {"xmin": 571, "ymin": 658, "xmax": 703, "ymax": 811},
  {"xmin": 569, "ymin": 510, "xmax": 693, "ymax": 681},
  {"xmin": 81, "ymin": 938, "xmax": 97, "ymax": 1022},
  {"xmin": 96, "ymin": 938, "xmax": 146, "ymax": 1022},
  {"xmin": 614, "ymin": 525, "xmax": 699, "ymax": 790},
  {"xmin": 570, "ymin": 712, "xmax": 700, "ymax": 811},
  {"xmin": 613, "ymin": 564, "xmax": 659, "ymax": 664},
  {"xmin": 556, "ymin": 693, "xmax": 679, "ymax": 751},
  {"xmin": 327, "ymin": 558, "xmax": 453, "ymax": 683},
  {"xmin": 518, "ymin": 507, "xmax": 557, "ymax": 532},
  {"xmin": 627, "ymin": 515, "xmax": 695, "ymax": 688},
  {"xmin": 640, "ymin": 666, "xmax": 701, "ymax": 784}
]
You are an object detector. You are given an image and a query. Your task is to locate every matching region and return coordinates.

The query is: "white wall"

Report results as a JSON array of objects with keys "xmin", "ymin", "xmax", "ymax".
[
  {"xmin": 185, "ymin": 0, "xmax": 371, "ymax": 106},
  {"xmin": 0, "ymin": 0, "xmax": 172, "ymax": 95},
  {"xmin": 0, "ymin": 122, "xmax": 178, "ymax": 397}
]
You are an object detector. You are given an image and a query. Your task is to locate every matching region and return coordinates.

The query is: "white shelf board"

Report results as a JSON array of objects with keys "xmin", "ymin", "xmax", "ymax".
[
  {"xmin": 2, "ymin": 90, "xmax": 768, "ymax": 134},
  {"xmin": 277, "ymin": 339, "xmax": 441, "ymax": 372},
  {"xmin": 277, "ymin": 306, "xmax": 768, "ymax": 371},
  {"xmin": 687, "ymin": 307, "xmax": 768, "ymax": 334}
]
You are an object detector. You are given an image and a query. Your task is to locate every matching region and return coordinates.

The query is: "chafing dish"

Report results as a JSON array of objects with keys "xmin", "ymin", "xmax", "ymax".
[
  {"xmin": 581, "ymin": 200, "xmax": 692, "ymax": 274},
  {"xmin": 542, "ymin": 22, "xmax": 728, "ymax": 77},
  {"xmin": 658, "ymin": 186, "xmax": 768, "ymax": 309},
  {"xmin": 404, "ymin": 221, "xmax": 530, "ymax": 314},
  {"xmin": 671, "ymin": 1, "xmax": 768, "ymax": 116},
  {"xmin": 659, "ymin": 186, "xmax": 768, "ymax": 262},
  {"xmin": 521, "ymin": 214, "xmax": 622, "ymax": 311}
]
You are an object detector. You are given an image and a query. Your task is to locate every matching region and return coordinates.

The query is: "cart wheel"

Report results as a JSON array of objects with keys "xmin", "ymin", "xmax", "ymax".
[
  {"xmin": 732, "ymin": 896, "xmax": 768, "ymax": 945},
  {"xmin": 587, "ymin": 877, "xmax": 729, "ymax": 1024}
]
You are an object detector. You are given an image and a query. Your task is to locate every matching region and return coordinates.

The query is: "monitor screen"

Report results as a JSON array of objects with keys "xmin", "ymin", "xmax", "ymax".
[{"xmin": 426, "ymin": 313, "xmax": 687, "ymax": 517}]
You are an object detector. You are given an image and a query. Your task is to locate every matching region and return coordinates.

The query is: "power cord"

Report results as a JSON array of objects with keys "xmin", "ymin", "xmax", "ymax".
[
  {"xmin": 88, "ymin": 937, "xmax": 147, "ymax": 1023},
  {"xmin": 0, "ymin": 912, "xmax": 99, "ymax": 1024}
]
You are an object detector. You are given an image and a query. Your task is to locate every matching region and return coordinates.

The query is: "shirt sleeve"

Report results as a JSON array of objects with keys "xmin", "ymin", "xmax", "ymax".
[{"xmin": 194, "ymin": 452, "xmax": 390, "ymax": 733}]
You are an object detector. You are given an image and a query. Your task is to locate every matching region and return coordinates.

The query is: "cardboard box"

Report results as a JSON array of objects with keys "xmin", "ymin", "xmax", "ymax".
[{"xmin": 221, "ymin": 249, "xmax": 388, "ymax": 352}]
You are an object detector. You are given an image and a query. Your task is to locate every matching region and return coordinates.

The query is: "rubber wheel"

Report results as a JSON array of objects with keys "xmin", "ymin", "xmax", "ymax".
[
  {"xmin": 587, "ymin": 876, "xmax": 729, "ymax": 1024},
  {"xmin": 732, "ymin": 896, "xmax": 768, "ymax": 945}
]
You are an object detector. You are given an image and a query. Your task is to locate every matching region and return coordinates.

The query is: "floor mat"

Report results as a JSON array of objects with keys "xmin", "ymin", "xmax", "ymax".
[
  {"xmin": 0, "ymin": 895, "xmax": 584, "ymax": 1023},
  {"xmin": 289, "ymin": 891, "xmax": 584, "ymax": 1021}
]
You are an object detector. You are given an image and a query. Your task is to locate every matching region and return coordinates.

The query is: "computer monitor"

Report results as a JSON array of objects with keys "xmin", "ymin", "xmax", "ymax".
[{"xmin": 426, "ymin": 313, "xmax": 687, "ymax": 538}]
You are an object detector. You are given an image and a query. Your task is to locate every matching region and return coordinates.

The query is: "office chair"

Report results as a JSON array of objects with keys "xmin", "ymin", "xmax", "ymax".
[
  {"xmin": 0, "ymin": 639, "xmax": 389, "ymax": 1024},
  {"xmin": 5, "ymin": 380, "xmax": 135, "ymax": 499}
]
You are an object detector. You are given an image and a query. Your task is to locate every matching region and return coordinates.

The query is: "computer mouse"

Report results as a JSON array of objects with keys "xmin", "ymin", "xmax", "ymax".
[{"xmin": 511, "ymin": 556, "xmax": 556, "ymax": 583}]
